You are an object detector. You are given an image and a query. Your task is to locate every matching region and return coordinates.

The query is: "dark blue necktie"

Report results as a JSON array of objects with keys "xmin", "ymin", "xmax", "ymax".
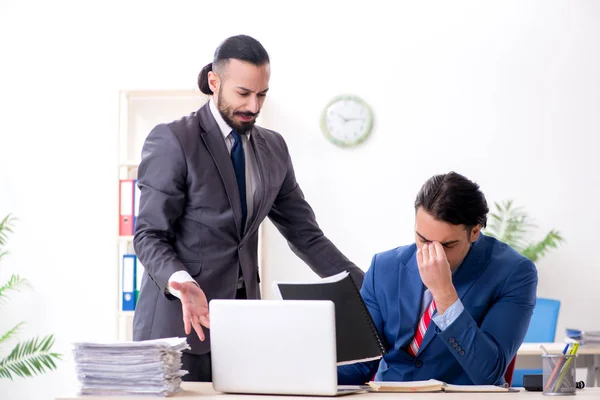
[{"xmin": 230, "ymin": 130, "xmax": 247, "ymax": 231}]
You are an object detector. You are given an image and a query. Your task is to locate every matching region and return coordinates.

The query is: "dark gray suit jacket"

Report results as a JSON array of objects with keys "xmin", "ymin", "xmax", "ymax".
[{"xmin": 133, "ymin": 103, "xmax": 364, "ymax": 355}]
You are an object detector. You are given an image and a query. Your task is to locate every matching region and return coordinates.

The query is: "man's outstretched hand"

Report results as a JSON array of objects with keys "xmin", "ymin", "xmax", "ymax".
[{"xmin": 169, "ymin": 281, "xmax": 211, "ymax": 341}]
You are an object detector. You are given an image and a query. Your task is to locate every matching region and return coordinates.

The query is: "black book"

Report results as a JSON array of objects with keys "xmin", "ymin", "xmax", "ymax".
[{"xmin": 273, "ymin": 271, "xmax": 386, "ymax": 365}]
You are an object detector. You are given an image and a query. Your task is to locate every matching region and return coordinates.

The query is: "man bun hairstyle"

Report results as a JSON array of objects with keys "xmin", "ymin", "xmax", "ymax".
[{"xmin": 198, "ymin": 63, "xmax": 213, "ymax": 95}]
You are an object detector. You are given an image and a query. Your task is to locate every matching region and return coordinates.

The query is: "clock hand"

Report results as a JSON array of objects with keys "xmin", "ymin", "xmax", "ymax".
[{"xmin": 343, "ymin": 117, "xmax": 362, "ymax": 122}]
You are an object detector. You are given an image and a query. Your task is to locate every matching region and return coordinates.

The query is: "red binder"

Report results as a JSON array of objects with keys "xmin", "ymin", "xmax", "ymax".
[{"xmin": 119, "ymin": 179, "xmax": 135, "ymax": 236}]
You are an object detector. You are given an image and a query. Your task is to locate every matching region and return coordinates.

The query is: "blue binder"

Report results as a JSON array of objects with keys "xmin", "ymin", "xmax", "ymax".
[{"xmin": 122, "ymin": 254, "xmax": 136, "ymax": 311}]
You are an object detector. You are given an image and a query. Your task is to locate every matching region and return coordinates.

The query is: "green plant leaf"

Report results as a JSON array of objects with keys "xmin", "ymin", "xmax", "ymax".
[
  {"xmin": 521, "ymin": 230, "xmax": 565, "ymax": 262},
  {"xmin": 484, "ymin": 200, "xmax": 564, "ymax": 262},
  {"xmin": 0, "ymin": 322, "xmax": 25, "ymax": 347},
  {"xmin": 0, "ymin": 214, "xmax": 16, "ymax": 249},
  {"xmin": 0, "ymin": 214, "xmax": 61, "ymax": 380},
  {"xmin": 0, "ymin": 274, "xmax": 30, "ymax": 305},
  {"xmin": 485, "ymin": 200, "xmax": 534, "ymax": 251},
  {"xmin": 0, "ymin": 335, "xmax": 61, "ymax": 380}
]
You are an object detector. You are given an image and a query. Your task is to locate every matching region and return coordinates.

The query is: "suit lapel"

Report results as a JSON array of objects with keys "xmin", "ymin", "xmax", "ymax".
[
  {"xmin": 451, "ymin": 234, "xmax": 490, "ymax": 300},
  {"xmin": 416, "ymin": 235, "xmax": 490, "ymax": 356},
  {"xmin": 402, "ymin": 251, "xmax": 438, "ymax": 357},
  {"xmin": 399, "ymin": 251, "xmax": 426, "ymax": 350},
  {"xmin": 197, "ymin": 105, "xmax": 243, "ymax": 236},
  {"xmin": 244, "ymin": 128, "xmax": 271, "ymax": 237}
]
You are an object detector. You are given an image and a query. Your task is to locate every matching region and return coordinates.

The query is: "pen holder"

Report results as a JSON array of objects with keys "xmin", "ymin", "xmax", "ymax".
[{"xmin": 543, "ymin": 354, "xmax": 577, "ymax": 396}]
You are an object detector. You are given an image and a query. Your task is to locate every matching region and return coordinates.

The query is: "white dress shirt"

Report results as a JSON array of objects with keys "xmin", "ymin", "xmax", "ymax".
[
  {"xmin": 166, "ymin": 99, "xmax": 260, "ymax": 298},
  {"xmin": 424, "ymin": 288, "xmax": 464, "ymax": 331}
]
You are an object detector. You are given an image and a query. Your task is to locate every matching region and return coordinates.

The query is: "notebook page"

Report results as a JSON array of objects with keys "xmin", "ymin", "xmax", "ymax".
[
  {"xmin": 368, "ymin": 379, "xmax": 444, "ymax": 392},
  {"xmin": 443, "ymin": 384, "xmax": 509, "ymax": 392}
]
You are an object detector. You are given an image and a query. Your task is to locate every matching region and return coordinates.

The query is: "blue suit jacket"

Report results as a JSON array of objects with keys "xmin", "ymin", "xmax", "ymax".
[{"xmin": 338, "ymin": 234, "xmax": 538, "ymax": 385}]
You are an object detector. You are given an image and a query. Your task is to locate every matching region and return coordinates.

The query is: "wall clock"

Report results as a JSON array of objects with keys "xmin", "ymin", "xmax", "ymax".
[{"xmin": 320, "ymin": 94, "xmax": 374, "ymax": 147}]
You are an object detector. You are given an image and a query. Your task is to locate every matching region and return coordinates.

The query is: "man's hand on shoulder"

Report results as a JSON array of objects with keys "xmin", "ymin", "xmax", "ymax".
[{"xmin": 169, "ymin": 281, "xmax": 211, "ymax": 341}]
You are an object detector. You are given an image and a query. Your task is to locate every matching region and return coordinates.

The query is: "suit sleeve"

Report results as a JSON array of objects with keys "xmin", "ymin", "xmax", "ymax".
[
  {"xmin": 435, "ymin": 258, "xmax": 538, "ymax": 385},
  {"xmin": 267, "ymin": 142, "xmax": 364, "ymax": 287},
  {"xmin": 133, "ymin": 124, "xmax": 189, "ymax": 298},
  {"xmin": 337, "ymin": 255, "xmax": 381, "ymax": 384}
]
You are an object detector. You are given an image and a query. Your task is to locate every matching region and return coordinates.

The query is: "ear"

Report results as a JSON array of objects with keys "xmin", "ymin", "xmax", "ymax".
[
  {"xmin": 470, "ymin": 225, "xmax": 482, "ymax": 243},
  {"xmin": 208, "ymin": 70, "xmax": 220, "ymax": 94}
]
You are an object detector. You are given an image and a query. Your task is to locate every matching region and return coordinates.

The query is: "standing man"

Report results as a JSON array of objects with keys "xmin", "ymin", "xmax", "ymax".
[
  {"xmin": 133, "ymin": 34, "xmax": 364, "ymax": 382},
  {"xmin": 338, "ymin": 172, "xmax": 538, "ymax": 385}
]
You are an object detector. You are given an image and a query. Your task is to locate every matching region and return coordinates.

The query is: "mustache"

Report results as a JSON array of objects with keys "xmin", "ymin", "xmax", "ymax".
[{"xmin": 234, "ymin": 111, "xmax": 259, "ymax": 118}]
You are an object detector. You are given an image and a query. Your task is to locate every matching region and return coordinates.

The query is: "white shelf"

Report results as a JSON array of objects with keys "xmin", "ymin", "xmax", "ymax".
[
  {"xmin": 120, "ymin": 161, "xmax": 140, "ymax": 168},
  {"xmin": 119, "ymin": 311, "xmax": 135, "ymax": 317},
  {"xmin": 119, "ymin": 235, "xmax": 134, "ymax": 242}
]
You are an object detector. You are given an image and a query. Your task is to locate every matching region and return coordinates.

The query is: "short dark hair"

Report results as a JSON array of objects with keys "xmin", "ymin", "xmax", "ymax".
[
  {"xmin": 198, "ymin": 35, "xmax": 270, "ymax": 95},
  {"xmin": 414, "ymin": 171, "xmax": 489, "ymax": 228}
]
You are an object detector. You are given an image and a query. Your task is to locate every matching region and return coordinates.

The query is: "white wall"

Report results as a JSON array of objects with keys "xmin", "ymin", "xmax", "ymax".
[{"xmin": 0, "ymin": 1, "xmax": 598, "ymax": 398}]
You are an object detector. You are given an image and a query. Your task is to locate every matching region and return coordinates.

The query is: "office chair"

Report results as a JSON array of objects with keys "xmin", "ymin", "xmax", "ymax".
[
  {"xmin": 504, "ymin": 356, "xmax": 516, "ymax": 386},
  {"xmin": 511, "ymin": 297, "xmax": 561, "ymax": 387}
]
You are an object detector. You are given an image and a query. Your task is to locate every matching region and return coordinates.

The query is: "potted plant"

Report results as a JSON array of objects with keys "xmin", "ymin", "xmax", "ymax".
[
  {"xmin": 484, "ymin": 200, "xmax": 565, "ymax": 262},
  {"xmin": 0, "ymin": 214, "xmax": 61, "ymax": 379}
]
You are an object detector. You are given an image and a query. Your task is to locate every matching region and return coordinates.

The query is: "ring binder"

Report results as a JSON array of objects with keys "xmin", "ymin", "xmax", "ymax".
[
  {"xmin": 274, "ymin": 271, "xmax": 386, "ymax": 364},
  {"xmin": 347, "ymin": 273, "xmax": 387, "ymax": 356}
]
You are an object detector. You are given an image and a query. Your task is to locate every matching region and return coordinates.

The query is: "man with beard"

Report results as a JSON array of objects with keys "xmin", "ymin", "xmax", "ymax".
[{"xmin": 132, "ymin": 34, "xmax": 364, "ymax": 382}]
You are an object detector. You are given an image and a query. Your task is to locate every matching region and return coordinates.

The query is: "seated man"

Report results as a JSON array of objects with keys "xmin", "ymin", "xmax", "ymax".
[{"xmin": 338, "ymin": 171, "xmax": 538, "ymax": 385}]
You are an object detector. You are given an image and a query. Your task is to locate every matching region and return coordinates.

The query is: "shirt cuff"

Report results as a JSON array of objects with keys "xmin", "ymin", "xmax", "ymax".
[
  {"xmin": 167, "ymin": 270, "xmax": 197, "ymax": 299},
  {"xmin": 432, "ymin": 298, "xmax": 464, "ymax": 331}
]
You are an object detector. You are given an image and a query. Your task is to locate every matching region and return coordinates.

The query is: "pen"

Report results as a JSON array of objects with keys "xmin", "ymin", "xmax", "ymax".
[
  {"xmin": 544, "ymin": 344, "xmax": 570, "ymax": 391},
  {"xmin": 552, "ymin": 342, "xmax": 580, "ymax": 392}
]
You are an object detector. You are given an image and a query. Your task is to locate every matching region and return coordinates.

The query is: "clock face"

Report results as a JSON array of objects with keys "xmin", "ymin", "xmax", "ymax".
[{"xmin": 321, "ymin": 95, "xmax": 373, "ymax": 147}]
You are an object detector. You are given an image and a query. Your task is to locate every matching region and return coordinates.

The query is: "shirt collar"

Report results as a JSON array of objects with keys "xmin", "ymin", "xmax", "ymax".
[{"xmin": 209, "ymin": 98, "xmax": 252, "ymax": 140}]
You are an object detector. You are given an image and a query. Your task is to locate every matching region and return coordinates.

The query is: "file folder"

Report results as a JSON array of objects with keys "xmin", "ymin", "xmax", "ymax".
[
  {"xmin": 273, "ymin": 271, "xmax": 386, "ymax": 364},
  {"xmin": 122, "ymin": 254, "xmax": 136, "ymax": 311},
  {"xmin": 119, "ymin": 179, "xmax": 134, "ymax": 236},
  {"xmin": 135, "ymin": 256, "xmax": 144, "ymax": 306},
  {"xmin": 133, "ymin": 179, "xmax": 141, "ymax": 231}
]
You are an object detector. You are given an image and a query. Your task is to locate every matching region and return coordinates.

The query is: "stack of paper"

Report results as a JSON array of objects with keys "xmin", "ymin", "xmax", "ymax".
[
  {"xmin": 565, "ymin": 328, "xmax": 600, "ymax": 345},
  {"xmin": 73, "ymin": 337, "xmax": 189, "ymax": 397}
]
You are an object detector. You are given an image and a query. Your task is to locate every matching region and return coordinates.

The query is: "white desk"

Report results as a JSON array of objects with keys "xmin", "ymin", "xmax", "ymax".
[
  {"xmin": 517, "ymin": 342, "xmax": 600, "ymax": 387},
  {"xmin": 55, "ymin": 382, "xmax": 600, "ymax": 399}
]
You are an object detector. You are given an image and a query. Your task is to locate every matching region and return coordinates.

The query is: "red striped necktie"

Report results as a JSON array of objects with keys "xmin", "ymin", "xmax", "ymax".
[{"xmin": 408, "ymin": 300, "xmax": 436, "ymax": 357}]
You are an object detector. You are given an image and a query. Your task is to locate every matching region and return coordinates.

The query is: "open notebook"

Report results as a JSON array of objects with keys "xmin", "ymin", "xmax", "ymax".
[{"xmin": 367, "ymin": 379, "xmax": 518, "ymax": 393}]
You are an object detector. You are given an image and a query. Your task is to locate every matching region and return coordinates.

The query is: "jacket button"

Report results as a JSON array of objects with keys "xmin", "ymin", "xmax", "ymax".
[
  {"xmin": 415, "ymin": 360, "xmax": 423, "ymax": 368},
  {"xmin": 460, "ymin": 350, "xmax": 465, "ymax": 356},
  {"xmin": 452, "ymin": 342, "xmax": 458, "ymax": 348},
  {"xmin": 449, "ymin": 338, "xmax": 455, "ymax": 344},
  {"xmin": 456, "ymin": 346, "xmax": 462, "ymax": 352}
]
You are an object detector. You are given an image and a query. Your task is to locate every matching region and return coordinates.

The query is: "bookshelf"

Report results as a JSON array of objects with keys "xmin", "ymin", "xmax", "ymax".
[{"xmin": 116, "ymin": 89, "xmax": 209, "ymax": 340}]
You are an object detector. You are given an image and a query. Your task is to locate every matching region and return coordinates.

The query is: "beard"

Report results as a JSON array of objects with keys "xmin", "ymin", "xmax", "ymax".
[{"xmin": 217, "ymin": 86, "xmax": 259, "ymax": 134}]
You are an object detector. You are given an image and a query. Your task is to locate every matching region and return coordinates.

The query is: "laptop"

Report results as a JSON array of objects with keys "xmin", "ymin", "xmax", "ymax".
[{"xmin": 209, "ymin": 299, "xmax": 366, "ymax": 396}]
